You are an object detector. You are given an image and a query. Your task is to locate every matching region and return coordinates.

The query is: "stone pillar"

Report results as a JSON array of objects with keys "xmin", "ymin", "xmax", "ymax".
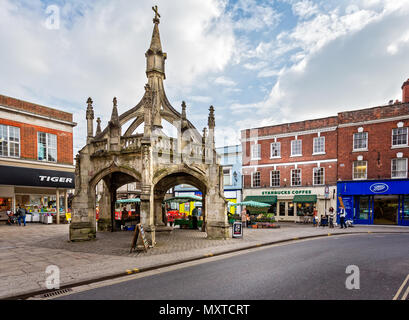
[
  {"xmin": 205, "ymin": 165, "xmax": 230, "ymax": 239},
  {"xmin": 56, "ymin": 189, "xmax": 60, "ymax": 224},
  {"xmin": 154, "ymin": 196, "xmax": 165, "ymax": 226},
  {"xmin": 97, "ymin": 180, "xmax": 113, "ymax": 231}
]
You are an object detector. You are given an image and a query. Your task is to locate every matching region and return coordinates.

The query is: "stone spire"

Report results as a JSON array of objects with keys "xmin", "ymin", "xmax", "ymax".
[
  {"xmin": 109, "ymin": 97, "xmax": 120, "ymax": 128},
  {"xmin": 86, "ymin": 97, "xmax": 94, "ymax": 144},
  {"xmin": 146, "ymin": 6, "xmax": 167, "ymax": 78}
]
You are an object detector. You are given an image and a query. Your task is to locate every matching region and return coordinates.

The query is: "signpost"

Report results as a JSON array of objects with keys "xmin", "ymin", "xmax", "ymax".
[
  {"xmin": 232, "ymin": 221, "xmax": 243, "ymax": 238},
  {"xmin": 130, "ymin": 223, "xmax": 150, "ymax": 253}
]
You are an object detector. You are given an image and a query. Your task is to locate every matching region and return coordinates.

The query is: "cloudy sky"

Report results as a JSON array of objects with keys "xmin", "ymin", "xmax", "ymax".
[{"xmin": 2, "ymin": 0, "xmax": 409, "ymax": 153}]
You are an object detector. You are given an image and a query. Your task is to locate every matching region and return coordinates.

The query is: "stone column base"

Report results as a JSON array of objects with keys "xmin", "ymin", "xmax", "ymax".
[
  {"xmin": 206, "ymin": 221, "xmax": 231, "ymax": 239},
  {"xmin": 69, "ymin": 222, "xmax": 96, "ymax": 241}
]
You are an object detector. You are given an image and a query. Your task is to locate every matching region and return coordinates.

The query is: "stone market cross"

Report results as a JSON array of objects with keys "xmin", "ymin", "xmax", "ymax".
[{"xmin": 69, "ymin": 8, "xmax": 230, "ymax": 244}]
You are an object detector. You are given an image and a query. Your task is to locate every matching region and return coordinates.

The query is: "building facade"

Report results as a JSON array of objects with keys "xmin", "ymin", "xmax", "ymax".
[
  {"xmin": 242, "ymin": 117, "xmax": 338, "ymax": 222},
  {"xmin": 0, "ymin": 94, "xmax": 76, "ymax": 224},
  {"xmin": 337, "ymin": 83, "xmax": 409, "ymax": 226},
  {"xmin": 241, "ymin": 78, "xmax": 409, "ymax": 226}
]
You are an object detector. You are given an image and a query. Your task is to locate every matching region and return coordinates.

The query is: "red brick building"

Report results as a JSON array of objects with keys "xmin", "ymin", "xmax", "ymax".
[
  {"xmin": 242, "ymin": 78, "xmax": 409, "ymax": 226},
  {"xmin": 242, "ymin": 116, "xmax": 339, "ymax": 222},
  {"xmin": 0, "ymin": 94, "xmax": 76, "ymax": 224}
]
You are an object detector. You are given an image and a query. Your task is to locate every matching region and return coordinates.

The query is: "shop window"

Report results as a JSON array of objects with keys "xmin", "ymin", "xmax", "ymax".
[
  {"xmin": 291, "ymin": 139, "xmax": 302, "ymax": 156},
  {"xmin": 358, "ymin": 196, "xmax": 370, "ymax": 220},
  {"xmin": 251, "ymin": 144, "xmax": 261, "ymax": 160},
  {"xmin": 403, "ymin": 196, "xmax": 409, "ymax": 221},
  {"xmin": 270, "ymin": 142, "xmax": 281, "ymax": 158},
  {"xmin": 0, "ymin": 198, "xmax": 12, "ymax": 212},
  {"xmin": 38, "ymin": 132, "xmax": 57, "ymax": 162},
  {"xmin": 313, "ymin": 136, "xmax": 325, "ymax": 154},
  {"xmin": 353, "ymin": 160, "xmax": 367, "ymax": 180},
  {"xmin": 392, "ymin": 128, "xmax": 408, "ymax": 147},
  {"xmin": 313, "ymin": 167, "xmax": 325, "ymax": 185},
  {"xmin": 291, "ymin": 169, "xmax": 301, "ymax": 186},
  {"xmin": 252, "ymin": 172, "xmax": 260, "ymax": 188},
  {"xmin": 0, "ymin": 125, "xmax": 20, "ymax": 158},
  {"xmin": 391, "ymin": 158, "xmax": 408, "ymax": 179},
  {"xmin": 288, "ymin": 202, "xmax": 294, "ymax": 216},
  {"xmin": 270, "ymin": 170, "xmax": 280, "ymax": 187},
  {"xmin": 297, "ymin": 202, "xmax": 314, "ymax": 216},
  {"xmin": 353, "ymin": 132, "xmax": 368, "ymax": 151}
]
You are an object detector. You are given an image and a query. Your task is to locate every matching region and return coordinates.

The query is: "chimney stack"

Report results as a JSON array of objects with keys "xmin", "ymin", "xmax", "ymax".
[{"xmin": 402, "ymin": 78, "xmax": 409, "ymax": 103}]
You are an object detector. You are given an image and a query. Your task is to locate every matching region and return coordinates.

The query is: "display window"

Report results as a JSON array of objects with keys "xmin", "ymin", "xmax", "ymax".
[
  {"xmin": 296, "ymin": 202, "xmax": 315, "ymax": 216},
  {"xmin": 0, "ymin": 198, "xmax": 12, "ymax": 212},
  {"xmin": 403, "ymin": 196, "xmax": 409, "ymax": 221}
]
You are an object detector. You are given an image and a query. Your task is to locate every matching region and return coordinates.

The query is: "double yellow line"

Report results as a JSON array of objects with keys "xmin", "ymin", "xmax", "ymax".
[{"xmin": 393, "ymin": 274, "xmax": 409, "ymax": 300}]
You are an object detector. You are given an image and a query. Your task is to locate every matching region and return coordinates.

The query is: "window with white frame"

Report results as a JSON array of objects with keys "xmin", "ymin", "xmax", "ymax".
[
  {"xmin": 223, "ymin": 167, "xmax": 232, "ymax": 186},
  {"xmin": 313, "ymin": 136, "xmax": 325, "ymax": 154},
  {"xmin": 270, "ymin": 142, "xmax": 281, "ymax": 158},
  {"xmin": 252, "ymin": 171, "xmax": 261, "ymax": 187},
  {"xmin": 353, "ymin": 160, "xmax": 367, "ymax": 180},
  {"xmin": 353, "ymin": 132, "xmax": 368, "ymax": 150},
  {"xmin": 313, "ymin": 167, "xmax": 325, "ymax": 185},
  {"xmin": 291, "ymin": 139, "xmax": 302, "ymax": 156},
  {"xmin": 270, "ymin": 170, "xmax": 280, "ymax": 187},
  {"xmin": 391, "ymin": 158, "xmax": 408, "ymax": 178},
  {"xmin": 38, "ymin": 132, "xmax": 57, "ymax": 162},
  {"xmin": 291, "ymin": 169, "xmax": 301, "ymax": 186},
  {"xmin": 251, "ymin": 144, "xmax": 261, "ymax": 160},
  {"xmin": 0, "ymin": 125, "xmax": 20, "ymax": 158},
  {"xmin": 392, "ymin": 128, "xmax": 408, "ymax": 147}
]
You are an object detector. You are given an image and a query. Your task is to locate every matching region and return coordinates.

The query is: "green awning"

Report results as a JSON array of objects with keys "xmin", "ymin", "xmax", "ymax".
[
  {"xmin": 244, "ymin": 196, "xmax": 277, "ymax": 205},
  {"xmin": 293, "ymin": 195, "xmax": 317, "ymax": 203},
  {"xmin": 116, "ymin": 198, "xmax": 140, "ymax": 204}
]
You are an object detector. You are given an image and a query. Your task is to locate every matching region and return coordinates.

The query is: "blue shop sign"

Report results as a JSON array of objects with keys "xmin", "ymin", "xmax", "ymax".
[{"xmin": 338, "ymin": 180, "xmax": 409, "ymax": 196}]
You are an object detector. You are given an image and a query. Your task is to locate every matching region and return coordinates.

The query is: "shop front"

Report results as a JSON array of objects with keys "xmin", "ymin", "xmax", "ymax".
[
  {"xmin": 244, "ymin": 186, "xmax": 337, "ymax": 222},
  {"xmin": 337, "ymin": 180, "xmax": 409, "ymax": 226},
  {"xmin": 0, "ymin": 165, "xmax": 75, "ymax": 224}
]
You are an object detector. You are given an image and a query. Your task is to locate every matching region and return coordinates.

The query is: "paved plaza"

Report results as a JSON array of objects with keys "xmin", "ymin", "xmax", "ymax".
[{"xmin": 1, "ymin": 222, "xmax": 408, "ymax": 299}]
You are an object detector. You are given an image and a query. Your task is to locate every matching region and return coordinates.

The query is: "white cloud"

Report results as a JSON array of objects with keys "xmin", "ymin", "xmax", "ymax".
[
  {"xmin": 232, "ymin": 0, "xmax": 409, "ymax": 130},
  {"xmin": 0, "ymin": 0, "xmax": 235, "ymax": 153},
  {"xmin": 214, "ymin": 76, "xmax": 237, "ymax": 87}
]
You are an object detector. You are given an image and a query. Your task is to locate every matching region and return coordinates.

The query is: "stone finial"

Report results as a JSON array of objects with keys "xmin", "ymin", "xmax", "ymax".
[
  {"xmin": 86, "ymin": 97, "xmax": 94, "ymax": 120},
  {"xmin": 96, "ymin": 117, "xmax": 102, "ymax": 135},
  {"xmin": 208, "ymin": 106, "xmax": 215, "ymax": 129},
  {"xmin": 152, "ymin": 5, "xmax": 160, "ymax": 24},
  {"xmin": 109, "ymin": 97, "xmax": 120, "ymax": 127},
  {"xmin": 202, "ymin": 127, "xmax": 208, "ymax": 139},
  {"xmin": 181, "ymin": 101, "xmax": 187, "ymax": 119}
]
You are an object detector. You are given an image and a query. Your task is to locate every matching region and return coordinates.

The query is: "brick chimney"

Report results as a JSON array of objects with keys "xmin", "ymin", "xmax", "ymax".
[{"xmin": 402, "ymin": 78, "xmax": 409, "ymax": 103}]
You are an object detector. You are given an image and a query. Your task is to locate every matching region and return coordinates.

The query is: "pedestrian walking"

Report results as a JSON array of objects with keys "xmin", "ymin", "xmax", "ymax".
[
  {"xmin": 339, "ymin": 207, "xmax": 347, "ymax": 229},
  {"xmin": 329, "ymin": 207, "xmax": 335, "ymax": 228},
  {"xmin": 17, "ymin": 205, "xmax": 27, "ymax": 227},
  {"xmin": 191, "ymin": 207, "xmax": 198, "ymax": 229}
]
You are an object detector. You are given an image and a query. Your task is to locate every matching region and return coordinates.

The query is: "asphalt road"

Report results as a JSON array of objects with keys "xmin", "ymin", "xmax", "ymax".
[{"xmin": 56, "ymin": 233, "xmax": 409, "ymax": 300}]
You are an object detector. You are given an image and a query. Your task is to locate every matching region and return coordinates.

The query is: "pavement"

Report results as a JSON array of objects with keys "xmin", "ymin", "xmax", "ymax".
[{"xmin": 1, "ymin": 221, "xmax": 409, "ymax": 299}]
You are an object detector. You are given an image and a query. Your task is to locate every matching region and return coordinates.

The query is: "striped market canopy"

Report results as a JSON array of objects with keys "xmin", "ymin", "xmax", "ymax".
[
  {"xmin": 231, "ymin": 201, "xmax": 271, "ymax": 208},
  {"xmin": 116, "ymin": 198, "xmax": 141, "ymax": 204}
]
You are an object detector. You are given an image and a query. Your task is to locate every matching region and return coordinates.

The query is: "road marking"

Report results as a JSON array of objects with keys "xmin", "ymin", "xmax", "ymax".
[
  {"xmin": 402, "ymin": 284, "xmax": 409, "ymax": 300},
  {"xmin": 393, "ymin": 274, "xmax": 409, "ymax": 300}
]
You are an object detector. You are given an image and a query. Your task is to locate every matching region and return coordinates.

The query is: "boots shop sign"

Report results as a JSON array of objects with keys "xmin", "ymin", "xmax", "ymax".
[{"xmin": 0, "ymin": 165, "xmax": 75, "ymax": 188}]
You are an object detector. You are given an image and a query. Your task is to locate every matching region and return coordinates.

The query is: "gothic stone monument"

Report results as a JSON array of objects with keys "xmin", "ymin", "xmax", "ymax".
[{"xmin": 69, "ymin": 7, "xmax": 230, "ymax": 244}]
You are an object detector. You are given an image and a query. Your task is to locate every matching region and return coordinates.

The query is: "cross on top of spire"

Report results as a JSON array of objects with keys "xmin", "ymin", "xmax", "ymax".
[{"xmin": 152, "ymin": 5, "xmax": 160, "ymax": 23}]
